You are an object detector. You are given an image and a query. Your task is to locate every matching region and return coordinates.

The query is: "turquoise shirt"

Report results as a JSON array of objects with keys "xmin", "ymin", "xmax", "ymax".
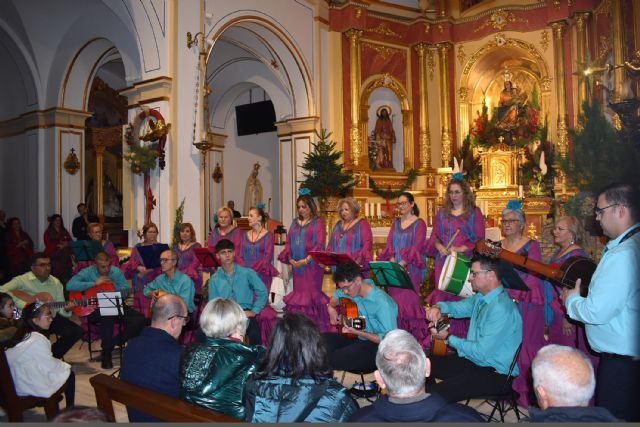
[
  {"xmin": 144, "ymin": 270, "xmax": 195, "ymax": 313},
  {"xmin": 0, "ymin": 272, "xmax": 70, "ymax": 318},
  {"xmin": 67, "ymin": 265, "xmax": 129, "ymax": 296},
  {"xmin": 332, "ymin": 281, "xmax": 398, "ymax": 341},
  {"xmin": 438, "ymin": 286, "xmax": 522, "ymax": 376},
  {"xmin": 209, "ymin": 264, "xmax": 267, "ymax": 314},
  {"xmin": 566, "ymin": 223, "xmax": 640, "ymax": 357}
]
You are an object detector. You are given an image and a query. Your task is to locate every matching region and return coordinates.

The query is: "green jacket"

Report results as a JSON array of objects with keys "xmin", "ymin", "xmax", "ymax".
[
  {"xmin": 244, "ymin": 375, "xmax": 359, "ymax": 422},
  {"xmin": 180, "ymin": 337, "xmax": 264, "ymax": 419}
]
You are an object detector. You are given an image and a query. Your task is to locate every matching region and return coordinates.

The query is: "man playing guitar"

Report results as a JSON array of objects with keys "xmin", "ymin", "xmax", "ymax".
[
  {"xmin": 67, "ymin": 251, "xmax": 145, "ymax": 369},
  {"xmin": 324, "ymin": 261, "xmax": 398, "ymax": 373},
  {"xmin": 0, "ymin": 252, "xmax": 83, "ymax": 359}
]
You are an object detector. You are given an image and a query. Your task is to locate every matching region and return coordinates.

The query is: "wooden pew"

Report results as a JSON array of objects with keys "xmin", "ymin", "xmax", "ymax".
[{"xmin": 89, "ymin": 373, "xmax": 241, "ymax": 422}]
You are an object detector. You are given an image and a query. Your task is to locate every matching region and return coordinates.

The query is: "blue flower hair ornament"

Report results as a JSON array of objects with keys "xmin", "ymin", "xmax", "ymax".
[
  {"xmin": 506, "ymin": 200, "xmax": 523, "ymax": 211},
  {"xmin": 298, "ymin": 187, "xmax": 311, "ymax": 196},
  {"xmin": 452, "ymin": 172, "xmax": 465, "ymax": 181},
  {"xmin": 256, "ymin": 203, "xmax": 266, "ymax": 209}
]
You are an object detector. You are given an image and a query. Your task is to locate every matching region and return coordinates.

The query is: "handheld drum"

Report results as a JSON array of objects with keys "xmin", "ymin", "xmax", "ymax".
[{"xmin": 438, "ymin": 252, "xmax": 475, "ymax": 298}]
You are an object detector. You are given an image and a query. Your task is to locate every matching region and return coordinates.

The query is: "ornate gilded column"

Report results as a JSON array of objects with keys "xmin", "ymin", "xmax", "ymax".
[
  {"xmin": 551, "ymin": 20, "xmax": 569, "ymax": 156},
  {"xmin": 414, "ymin": 43, "xmax": 432, "ymax": 171},
  {"xmin": 345, "ymin": 29, "xmax": 364, "ymax": 167},
  {"xmin": 611, "ymin": 0, "xmax": 625, "ymax": 102},
  {"xmin": 437, "ymin": 42, "xmax": 453, "ymax": 167},
  {"xmin": 574, "ymin": 12, "xmax": 590, "ymax": 109}
]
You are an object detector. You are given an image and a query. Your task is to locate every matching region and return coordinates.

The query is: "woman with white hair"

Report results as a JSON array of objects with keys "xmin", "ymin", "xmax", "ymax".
[{"xmin": 180, "ymin": 298, "xmax": 264, "ymax": 419}]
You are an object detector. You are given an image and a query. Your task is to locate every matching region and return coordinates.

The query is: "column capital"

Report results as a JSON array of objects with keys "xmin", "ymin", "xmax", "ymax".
[
  {"xmin": 436, "ymin": 41, "xmax": 453, "ymax": 52},
  {"xmin": 119, "ymin": 76, "xmax": 172, "ymax": 108},
  {"xmin": 344, "ymin": 28, "xmax": 363, "ymax": 41},
  {"xmin": 413, "ymin": 42, "xmax": 430, "ymax": 55},
  {"xmin": 549, "ymin": 20, "xmax": 568, "ymax": 38},
  {"xmin": 573, "ymin": 11, "xmax": 591, "ymax": 30}
]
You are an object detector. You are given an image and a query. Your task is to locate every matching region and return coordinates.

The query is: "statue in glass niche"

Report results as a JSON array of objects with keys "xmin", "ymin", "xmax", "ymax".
[
  {"xmin": 243, "ymin": 162, "xmax": 263, "ymax": 215},
  {"xmin": 369, "ymin": 107, "xmax": 395, "ymax": 169}
]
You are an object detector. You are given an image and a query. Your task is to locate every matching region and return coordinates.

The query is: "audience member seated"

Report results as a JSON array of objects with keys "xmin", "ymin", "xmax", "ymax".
[
  {"xmin": 180, "ymin": 298, "xmax": 264, "ymax": 420},
  {"xmin": 208, "ymin": 239, "xmax": 267, "ymax": 345},
  {"xmin": 0, "ymin": 252, "xmax": 83, "ymax": 359},
  {"xmin": 143, "ymin": 249, "xmax": 195, "ymax": 313},
  {"xmin": 425, "ymin": 255, "xmax": 522, "ymax": 403},
  {"xmin": 4, "ymin": 217, "xmax": 34, "ymax": 281},
  {"xmin": 244, "ymin": 312, "xmax": 359, "ymax": 422},
  {"xmin": 349, "ymin": 329, "xmax": 484, "ymax": 422},
  {"xmin": 4, "ymin": 302, "xmax": 75, "ymax": 407},
  {"xmin": 52, "ymin": 405, "xmax": 109, "ymax": 423},
  {"xmin": 324, "ymin": 261, "xmax": 398, "ymax": 373},
  {"xmin": 525, "ymin": 344, "xmax": 622, "ymax": 422},
  {"xmin": 0, "ymin": 292, "xmax": 18, "ymax": 345},
  {"xmin": 121, "ymin": 294, "xmax": 188, "ymax": 422},
  {"xmin": 66, "ymin": 251, "xmax": 145, "ymax": 369}
]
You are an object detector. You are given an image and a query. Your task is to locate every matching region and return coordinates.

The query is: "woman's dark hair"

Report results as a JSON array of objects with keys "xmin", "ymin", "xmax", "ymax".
[
  {"xmin": 5, "ymin": 302, "xmax": 48, "ymax": 349},
  {"xmin": 47, "ymin": 214, "xmax": 66, "ymax": 231},
  {"xmin": 255, "ymin": 312, "xmax": 332, "ymax": 381},
  {"xmin": 0, "ymin": 292, "xmax": 13, "ymax": 319},
  {"xmin": 398, "ymin": 191, "xmax": 419, "ymax": 216},
  {"xmin": 7, "ymin": 217, "xmax": 20, "ymax": 229},
  {"xmin": 249, "ymin": 206, "xmax": 269, "ymax": 227},
  {"xmin": 296, "ymin": 195, "xmax": 318, "ymax": 219}
]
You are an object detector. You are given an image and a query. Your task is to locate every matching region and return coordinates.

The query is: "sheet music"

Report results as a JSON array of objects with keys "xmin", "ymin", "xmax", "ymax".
[{"xmin": 97, "ymin": 291, "xmax": 124, "ymax": 316}]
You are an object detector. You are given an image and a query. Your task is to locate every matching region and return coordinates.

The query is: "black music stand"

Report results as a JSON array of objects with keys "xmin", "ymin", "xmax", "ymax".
[
  {"xmin": 137, "ymin": 244, "xmax": 170, "ymax": 269},
  {"xmin": 93, "ymin": 291, "xmax": 126, "ymax": 376},
  {"xmin": 308, "ymin": 251, "xmax": 355, "ymax": 266},
  {"xmin": 369, "ymin": 261, "xmax": 415, "ymax": 291},
  {"xmin": 194, "ymin": 247, "xmax": 219, "ymax": 268},
  {"xmin": 496, "ymin": 259, "xmax": 530, "ymax": 291},
  {"xmin": 71, "ymin": 240, "xmax": 103, "ymax": 262}
]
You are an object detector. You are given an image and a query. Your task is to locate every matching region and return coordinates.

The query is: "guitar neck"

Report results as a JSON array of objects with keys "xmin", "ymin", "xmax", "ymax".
[{"xmin": 476, "ymin": 240, "xmax": 562, "ymax": 281}]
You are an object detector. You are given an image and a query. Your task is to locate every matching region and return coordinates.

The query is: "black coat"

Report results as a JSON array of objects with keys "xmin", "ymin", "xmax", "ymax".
[{"xmin": 525, "ymin": 406, "xmax": 623, "ymax": 422}]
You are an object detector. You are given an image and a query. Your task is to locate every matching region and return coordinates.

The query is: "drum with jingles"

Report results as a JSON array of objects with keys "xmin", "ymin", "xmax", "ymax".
[{"xmin": 438, "ymin": 252, "xmax": 475, "ymax": 298}]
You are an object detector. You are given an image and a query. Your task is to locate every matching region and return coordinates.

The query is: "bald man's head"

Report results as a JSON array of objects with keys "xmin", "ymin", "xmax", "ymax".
[
  {"xmin": 151, "ymin": 294, "xmax": 188, "ymax": 339},
  {"xmin": 532, "ymin": 345, "xmax": 595, "ymax": 409}
]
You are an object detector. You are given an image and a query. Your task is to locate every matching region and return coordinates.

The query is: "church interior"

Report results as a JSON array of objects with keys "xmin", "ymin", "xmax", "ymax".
[{"xmin": 0, "ymin": 0, "xmax": 639, "ymax": 422}]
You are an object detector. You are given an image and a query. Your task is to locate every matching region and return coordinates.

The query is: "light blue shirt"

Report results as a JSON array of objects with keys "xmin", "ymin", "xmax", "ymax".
[
  {"xmin": 67, "ymin": 265, "xmax": 129, "ymax": 295},
  {"xmin": 566, "ymin": 223, "xmax": 640, "ymax": 357},
  {"xmin": 438, "ymin": 286, "xmax": 522, "ymax": 376},
  {"xmin": 332, "ymin": 281, "xmax": 398, "ymax": 341},
  {"xmin": 208, "ymin": 264, "xmax": 268, "ymax": 314},
  {"xmin": 144, "ymin": 270, "xmax": 195, "ymax": 313}
]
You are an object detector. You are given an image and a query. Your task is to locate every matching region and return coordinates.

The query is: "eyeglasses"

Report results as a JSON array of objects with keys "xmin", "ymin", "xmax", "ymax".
[
  {"xmin": 501, "ymin": 219, "xmax": 521, "ymax": 225},
  {"xmin": 469, "ymin": 269, "xmax": 490, "ymax": 278},
  {"xmin": 159, "ymin": 258, "xmax": 176, "ymax": 264},
  {"xmin": 168, "ymin": 314, "xmax": 189, "ymax": 322},
  {"xmin": 397, "ymin": 201, "xmax": 410, "ymax": 206},
  {"xmin": 339, "ymin": 281, "xmax": 357, "ymax": 291},
  {"xmin": 594, "ymin": 203, "xmax": 619, "ymax": 217}
]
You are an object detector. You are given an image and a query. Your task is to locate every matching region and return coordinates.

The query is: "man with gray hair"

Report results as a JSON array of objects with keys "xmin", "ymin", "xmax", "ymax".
[
  {"xmin": 526, "ymin": 344, "xmax": 620, "ymax": 422},
  {"xmin": 349, "ymin": 329, "xmax": 483, "ymax": 422}
]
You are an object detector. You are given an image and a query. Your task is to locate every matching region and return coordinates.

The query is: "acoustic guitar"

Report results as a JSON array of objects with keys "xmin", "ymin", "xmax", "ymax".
[
  {"xmin": 338, "ymin": 298, "xmax": 366, "ymax": 339},
  {"xmin": 428, "ymin": 311, "xmax": 450, "ymax": 357},
  {"xmin": 67, "ymin": 281, "xmax": 118, "ymax": 316},
  {"xmin": 475, "ymin": 240, "xmax": 596, "ymax": 297},
  {"xmin": 11, "ymin": 289, "xmax": 99, "ymax": 317}
]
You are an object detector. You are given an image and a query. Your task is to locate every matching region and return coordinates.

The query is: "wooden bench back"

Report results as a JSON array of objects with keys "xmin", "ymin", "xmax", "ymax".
[{"xmin": 89, "ymin": 373, "xmax": 241, "ymax": 422}]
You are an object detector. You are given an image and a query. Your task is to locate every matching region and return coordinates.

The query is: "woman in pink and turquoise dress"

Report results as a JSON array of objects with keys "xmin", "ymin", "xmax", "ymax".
[
  {"xmin": 206, "ymin": 206, "xmax": 244, "ymax": 265},
  {"xmin": 424, "ymin": 175, "xmax": 485, "ymax": 343},
  {"xmin": 277, "ymin": 189, "xmax": 329, "ymax": 332},
  {"xmin": 377, "ymin": 192, "xmax": 429, "ymax": 348},
  {"xmin": 500, "ymin": 200, "xmax": 545, "ymax": 407},
  {"xmin": 242, "ymin": 204, "xmax": 278, "ymax": 344},
  {"xmin": 173, "ymin": 222, "xmax": 203, "ymax": 294},
  {"xmin": 544, "ymin": 216, "xmax": 599, "ymax": 370},
  {"xmin": 71, "ymin": 222, "xmax": 120, "ymax": 275},
  {"xmin": 327, "ymin": 197, "xmax": 373, "ymax": 276},
  {"xmin": 122, "ymin": 222, "xmax": 163, "ymax": 318}
]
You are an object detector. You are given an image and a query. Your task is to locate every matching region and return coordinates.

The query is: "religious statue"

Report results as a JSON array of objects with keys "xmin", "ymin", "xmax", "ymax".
[
  {"xmin": 370, "ymin": 107, "xmax": 395, "ymax": 169},
  {"xmin": 495, "ymin": 79, "xmax": 528, "ymax": 135},
  {"xmin": 243, "ymin": 162, "xmax": 263, "ymax": 215},
  {"xmin": 103, "ymin": 175, "xmax": 123, "ymax": 218}
]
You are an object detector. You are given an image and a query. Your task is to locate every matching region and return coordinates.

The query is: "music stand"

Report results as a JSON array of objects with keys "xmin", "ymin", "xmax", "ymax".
[
  {"xmin": 95, "ymin": 291, "xmax": 126, "ymax": 374},
  {"xmin": 369, "ymin": 261, "xmax": 415, "ymax": 291},
  {"xmin": 496, "ymin": 259, "xmax": 530, "ymax": 291},
  {"xmin": 194, "ymin": 247, "xmax": 219, "ymax": 268},
  {"xmin": 309, "ymin": 251, "xmax": 355, "ymax": 266},
  {"xmin": 71, "ymin": 240, "xmax": 103, "ymax": 262},
  {"xmin": 137, "ymin": 244, "xmax": 170, "ymax": 269}
]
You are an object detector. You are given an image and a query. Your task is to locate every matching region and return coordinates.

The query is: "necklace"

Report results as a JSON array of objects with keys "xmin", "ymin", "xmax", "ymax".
[{"xmin": 250, "ymin": 226, "xmax": 263, "ymax": 243}]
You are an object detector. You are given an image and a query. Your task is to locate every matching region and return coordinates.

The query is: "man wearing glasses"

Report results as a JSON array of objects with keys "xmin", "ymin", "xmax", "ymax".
[
  {"xmin": 121, "ymin": 294, "xmax": 189, "ymax": 422},
  {"xmin": 143, "ymin": 249, "xmax": 195, "ymax": 314},
  {"xmin": 67, "ymin": 251, "xmax": 145, "ymax": 369},
  {"xmin": 425, "ymin": 255, "xmax": 522, "ymax": 403},
  {"xmin": 561, "ymin": 183, "xmax": 640, "ymax": 422}
]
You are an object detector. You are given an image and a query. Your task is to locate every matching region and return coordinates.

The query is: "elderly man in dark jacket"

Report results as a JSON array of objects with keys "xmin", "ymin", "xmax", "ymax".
[
  {"xmin": 121, "ymin": 294, "xmax": 187, "ymax": 422},
  {"xmin": 349, "ymin": 329, "xmax": 484, "ymax": 422},
  {"xmin": 525, "ymin": 344, "xmax": 622, "ymax": 422}
]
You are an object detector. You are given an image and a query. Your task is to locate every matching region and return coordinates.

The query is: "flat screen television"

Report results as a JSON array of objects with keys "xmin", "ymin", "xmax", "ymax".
[{"xmin": 235, "ymin": 100, "xmax": 277, "ymax": 136}]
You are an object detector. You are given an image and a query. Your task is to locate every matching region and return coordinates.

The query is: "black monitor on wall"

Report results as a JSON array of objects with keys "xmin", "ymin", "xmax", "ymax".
[{"xmin": 235, "ymin": 100, "xmax": 277, "ymax": 136}]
